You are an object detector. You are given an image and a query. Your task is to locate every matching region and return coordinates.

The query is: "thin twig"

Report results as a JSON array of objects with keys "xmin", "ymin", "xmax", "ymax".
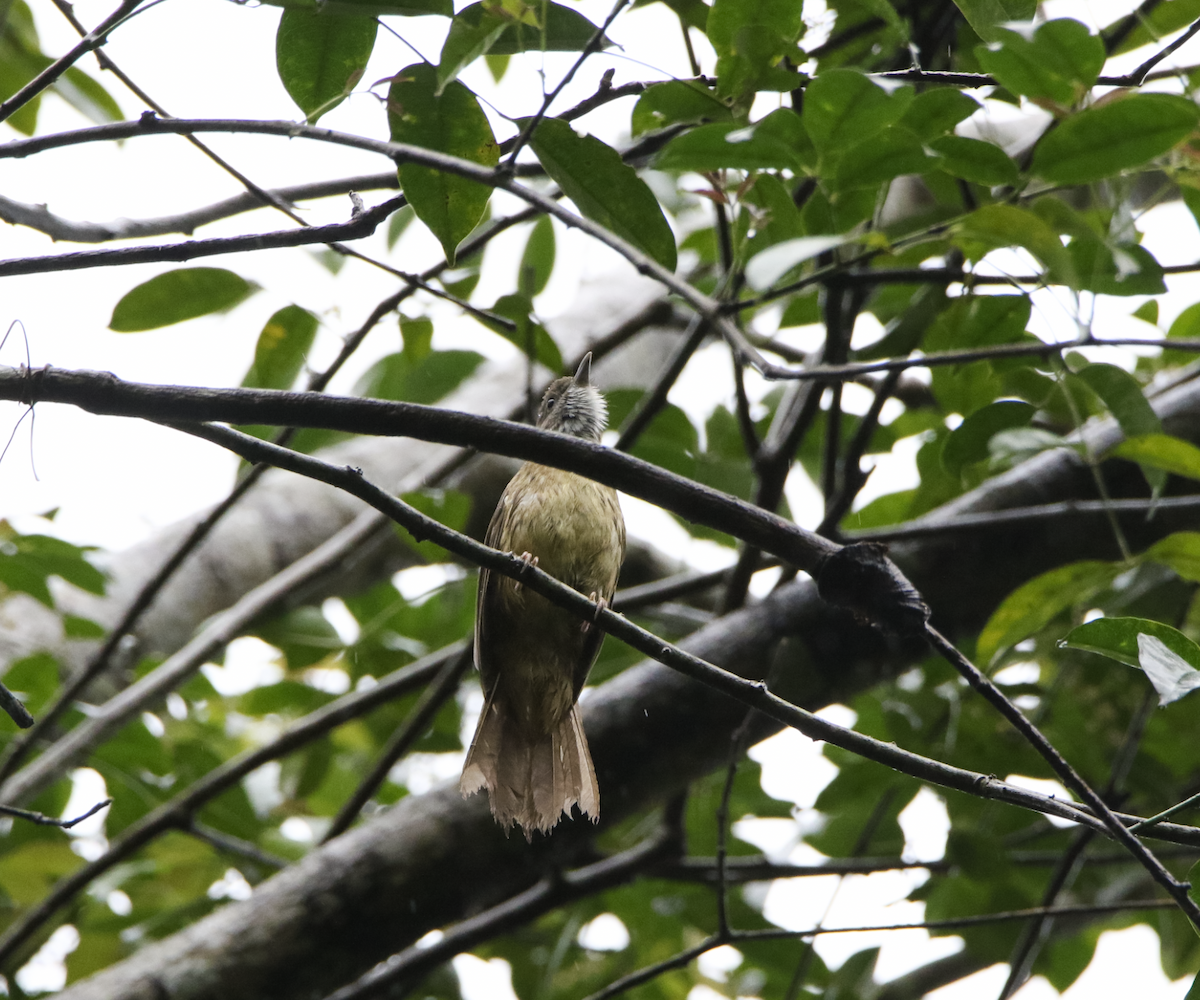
[
  {"xmin": 999, "ymin": 689, "xmax": 1155, "ymax": 999},
  {"xmin": 0, "ymin": 118, "xmax": 751, "ymax": 363},
  {"xmin": 322, "ymin": 645, "xmax": 473, "ymax": 842},
  {"xmin": 1118, "ymin": 17, "xmax": 1200, "ymax": 84},
  {"xmin": 0, "ymin": 196, "xmax": 406, "ymax": 278},
  {"xmin": 319, "ymin": 828, "xmax": 677, "ymax": 1000},
  {"xmin": 1, "ymin": 366, "xmax": 847, "ymax": 572},
  {"xmin": 847, "ymin": 495, "xmax": 1200, "ymax": 542},
  {"xmin": 502, "ymin": 0, "xmax": 629, "ymax": 169},
  {"xmin": 0, "ymin": 797, "xmax": 110, "ymax": 829},
  {"xmin": 924, "ymin": 626, "xmax": 1200, "ymax": 925},
  {"xmin": 186, "ymin": 819, "xmax": 289, "ymax": 871},
  {"xmin": 0, "ymin": 511, "xmax": 393, "ymax": 807},
  {"xmin": 578, "ymin": 900, "xmax": 1180, "ymax": 1000},
  {"xmin": 615, "ymin": 314, "xmax": 708, "ymax": 451}
]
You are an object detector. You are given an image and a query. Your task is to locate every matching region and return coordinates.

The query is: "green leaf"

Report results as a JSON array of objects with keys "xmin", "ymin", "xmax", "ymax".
[
  {"xmin": 975, "ymin": 19, "xmax": 1105, "ymax": 106},
  {"xmin": 942, "ymin": 400, "xmax": 1035, "ymax": 475},
  {"xmin": 529, "ymin": 117, "xmax": 677, "ymax": 272},
  {"xmin": 1188, "ymin": 961, "xmax": 1200, "ymax": 995},
  {"xmin": 1067, "ymin": 238, "xmax": 1166, "ymax": 296},
  {"xmin": 1111, "ymin": 433, "xmax": 1200, "ymax": 482},
  {"xmin": 977, "ymin": 560, "xmax": 1120, "ymax": 664},
  {"xmin": 707, "ymin": 0, "xmax": 806, "ymax": 100},
  {"xmin": 631, "ymin": 80, "xmax": 733, "ymax": 137},
  {"xmin": 931, "ymin": 135, "xmax": 1019, "ymax": 186},
  {"xmin": 487, "ymin": 293, "xmax": 564, "ymax": 372},
  {"xmin": 1148, "ymin": 532, "xmax": 1200, "ymax": 583},
  {"xmin": 388, "ymin": 64, "xmax": 499, "ymax": 265},
  {"xmin": 519, "ymin": 216, "xmax": 556, "ymax": 297},
  {"xmin": 1133, "ymin": 300, "xmax": 1159, "ymax": 326},
  {"xmin": 0, "ymin": 0, "xmax": 48, "ymax": 136},
  {"xmin": 109, "ymin": 268, "xmax": 258, "ymax": 332},
  {"xmin": 275, "ymin": 9, "xmax": 377, "ymax": 123},
  {"xmin": 487, "ymin": 2, "xmax": 610, "ymax": 55},
  {"xmin": 0, "ymin": 526, "xmax": 105, "ymax": 607},
  {"xmin": 242, "ymin": 305, "xmax": 319, "ymax": 391},
  {"xmin": 803, "ymin": 70, "xmax": 905, "ymax": 157},
  {"xmin": 745, "ymin": 235, "xmax": 846, "ymax": 291},
  {"xmin": 397, "ymin": 489, "xmax": 473, "ymax": 562},
  {"xmin": 833, "ymin": 126, "xmax": 929, "ymax": 190},
  {"xmin": 655, "ymin": 110, "xmax": 808, "ymax": 173},
  {"xmin": 355, "ymin": 346, "xmax": 485, "ymax": 404},
  {"xmin": 1076, "ymin": 362, "xmax": 1165, "ymax": 494},
  {"xmin": 3, "ymin": 653, "xmax": 59, "ymax": 717},
  {"xmin": 1032, "ymin": 94, "xmax": 1200, "ymax": 186},
  {"xmin": 386, "ymin": 204, "xmax": 416, "ymax": 249},
  {"xmin": 254, "ymin": 606, "xmax": 343, "ymax": 670},
  {"xmin": 54, "ymin": 66, "xmax": 123, "ymax": 125},
  {"xmin": 435, "ymin": 4, "xmax": 509, "ymax": 92},
  {"xmin": 955, "ymin": 205, "xmax": 1075, "ymax": 286},
  {"xmin": 438, "ymin": 1, "xmax": 610, "ymax": 90},
  {"xmin": 950, "ymin": 0, "xmax": 1035, "ymax": 42},
  {"xmin": 258, "ymin": 0, "xmax": 450, "ymax": 14},
  {"xmin": 925, "ymin": 293, "xmax": 1031, "ymax": 353},
  {"xmin": 898, "ymin": 88, "xmax": 980, "ymax": 141},
  {"xmin": 1109, "ymin": 0, "xmax": 1200, "ymax": 56},
  {"xmin": 1063, "ymin": 617, "xmax": 1200, "ymax": 704},
  {"xmin": 1075, "ymin": 363, "xmax": 1160, "ymax": 438}
]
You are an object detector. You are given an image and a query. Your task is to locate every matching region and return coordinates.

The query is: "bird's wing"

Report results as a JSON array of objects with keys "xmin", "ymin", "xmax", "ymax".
[
  {"xmin": 571, "ymin": 487, "xmax": 627, "ymax": 702},
  {"xmin": 475, "ymin": 486, "xmax": 515, "ymax": 698}
]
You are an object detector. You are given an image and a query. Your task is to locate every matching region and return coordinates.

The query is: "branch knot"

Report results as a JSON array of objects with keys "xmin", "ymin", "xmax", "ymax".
[{"xmin": 816, "ymin": 541, "xmax": 929, "ymax": 637}]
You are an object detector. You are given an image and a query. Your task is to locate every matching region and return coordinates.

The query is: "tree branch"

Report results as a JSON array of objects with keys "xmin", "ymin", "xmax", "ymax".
[
  {"xmin": 0, "ymin": 174, "xmax": 400, "ymax": 242},
  {"xmin": 0, "ymin": 196, "xmax": 406, "ymax": 277},
  {"xmin": 0, "ymin": 365, "xmax": 844, "ymax": 576}
]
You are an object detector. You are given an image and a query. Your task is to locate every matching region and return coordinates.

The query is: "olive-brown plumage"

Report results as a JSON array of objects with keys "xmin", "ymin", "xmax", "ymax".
[{"xmin": 460, "ymin": 354, "xmax": 625, "ymax": 838}]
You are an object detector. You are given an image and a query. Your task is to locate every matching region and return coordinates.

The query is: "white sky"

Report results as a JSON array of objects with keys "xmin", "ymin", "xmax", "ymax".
[{"xmin": 4, "ymin": 0, "xmax": 1200, "ymax": 995}]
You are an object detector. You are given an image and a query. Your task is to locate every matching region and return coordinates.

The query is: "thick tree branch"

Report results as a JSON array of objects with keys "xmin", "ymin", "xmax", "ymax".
[{"xmin": 0, "ymin": 365, "xmax": 844, "ymax": 576}]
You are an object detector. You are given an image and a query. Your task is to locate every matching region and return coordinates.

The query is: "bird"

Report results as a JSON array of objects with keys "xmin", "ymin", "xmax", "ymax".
[{"xmin": 460, "ymin": 352, "xmax": 626, "ymax": 839}]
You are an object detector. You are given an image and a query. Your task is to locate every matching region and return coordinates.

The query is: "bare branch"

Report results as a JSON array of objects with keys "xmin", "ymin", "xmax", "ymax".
[
  {"xmin": 0, "ymin": 366, "xmax": 844, "ymax": 575},
  {"xmin": 322, "ymin": 646, "xmax": 474, "ymax": 843},
  {"xmin": 0, "ymin": 196, "xmax": 406, "ymax": 278},
  {"xmin": 0, "ymin": 797, "xmax": 111, "ymax": 829},
  {"xmin": 0, "ymin": 174, "xmax": 399, "ymax": 242},
  {"xmin": 925, "ymin": 625, "xmax": 1199, "ymax": 923}
]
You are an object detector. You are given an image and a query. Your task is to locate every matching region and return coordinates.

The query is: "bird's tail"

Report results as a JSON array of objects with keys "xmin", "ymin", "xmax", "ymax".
[{"xmin": 460, "ymin": 692, "xmax": 598, "ymax": 840}]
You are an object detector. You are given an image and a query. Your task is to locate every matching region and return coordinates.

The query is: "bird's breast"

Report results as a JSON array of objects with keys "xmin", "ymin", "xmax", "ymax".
[{"xmin": 495, "ymin": 464, "xmax": 625, "ymax": 597}]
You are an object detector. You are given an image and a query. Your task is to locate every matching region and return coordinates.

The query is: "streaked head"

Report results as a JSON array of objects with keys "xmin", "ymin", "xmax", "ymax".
[{"xmin": 536, "ymin": 353, "xmax": 608, "ymax": 441}]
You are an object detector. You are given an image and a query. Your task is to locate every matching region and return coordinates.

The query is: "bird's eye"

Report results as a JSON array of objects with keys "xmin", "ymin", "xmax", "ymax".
[{"xmin": 546, "ymin": 397, "xmax": 557, "ymax": 409}]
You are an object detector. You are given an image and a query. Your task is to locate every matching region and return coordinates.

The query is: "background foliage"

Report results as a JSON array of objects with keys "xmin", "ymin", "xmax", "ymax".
[{"xmin": 6, "ymin": 0, "xmax": 1200, "ymax": 997}]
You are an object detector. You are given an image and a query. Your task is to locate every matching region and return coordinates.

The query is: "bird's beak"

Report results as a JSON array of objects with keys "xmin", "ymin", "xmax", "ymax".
[{"xmin": 573, "ymin": 352, "xmax": 593, "ymax": 387}]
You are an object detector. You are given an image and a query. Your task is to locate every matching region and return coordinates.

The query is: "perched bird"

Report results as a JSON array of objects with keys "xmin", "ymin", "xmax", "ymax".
[{"xmin": 461, "ymin": 353, "xmax": 626, "ymax": 838}]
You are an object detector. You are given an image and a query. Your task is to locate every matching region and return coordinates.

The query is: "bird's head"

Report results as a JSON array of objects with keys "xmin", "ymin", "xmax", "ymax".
[{"xmin": 536, "ymin": 352, "xmax": 607, "ymax": 441}]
